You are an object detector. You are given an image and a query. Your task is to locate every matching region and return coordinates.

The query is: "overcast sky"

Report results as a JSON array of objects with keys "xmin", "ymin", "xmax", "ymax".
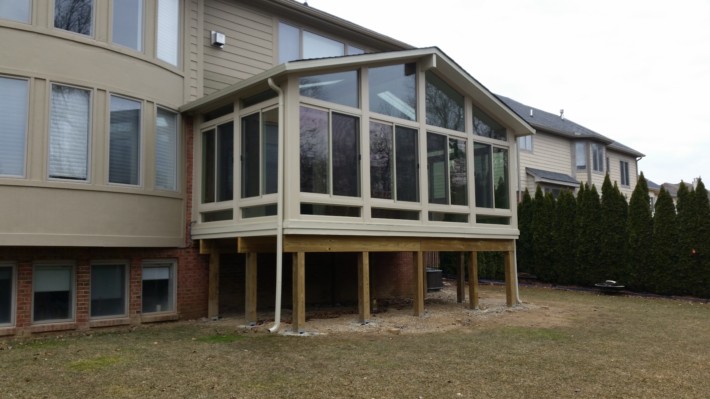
[{"xmin": 312, "ymin": 0, "xmax": 710, "ymax": 185}]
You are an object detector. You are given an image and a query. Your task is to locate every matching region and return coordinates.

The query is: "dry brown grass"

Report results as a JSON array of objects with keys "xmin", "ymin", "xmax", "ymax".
[{"xmin": 1, "ymin": 285, "xmax": 708, "ymax": 398}]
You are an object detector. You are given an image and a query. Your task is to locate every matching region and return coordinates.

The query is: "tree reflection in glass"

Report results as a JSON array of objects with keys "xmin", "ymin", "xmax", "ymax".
[
  {"xmin": 55, "ymin": 0, "xmax": 93, "ymax": 35},
  {"xmin": 300, "ymin": 107, "xmax": 329, "ymax": 194},
  {"xmin": 425, "ymin": 71, "xmax": 464, "ymax": 132}
]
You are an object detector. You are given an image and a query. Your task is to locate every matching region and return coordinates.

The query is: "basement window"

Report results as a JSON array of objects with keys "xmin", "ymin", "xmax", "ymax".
[
  {"xmin": 142, "ymin": 261, "xmax": 175, "ymax": 314},
  {"xmin": 33, "ymin": 264, "xmax": 74, "ymax": 323}
]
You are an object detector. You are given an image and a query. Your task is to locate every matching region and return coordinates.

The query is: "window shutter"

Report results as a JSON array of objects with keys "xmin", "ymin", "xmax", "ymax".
[
  {"xmin": 49, "ymin": 85, "xmax": 90, "ymax": 180},
  {"xmin": 0, "ymin": 77, "xmax": 28, "ymax": 176}
]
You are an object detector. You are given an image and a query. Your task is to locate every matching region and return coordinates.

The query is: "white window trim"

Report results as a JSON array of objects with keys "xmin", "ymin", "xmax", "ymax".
[
  {"xmin": 141, "ymin": 259, "xmax": 177, "ymax": 314},
  {"xmin": 0, "ymin": 262, "xmax": 16, "ymax": 328},
  {"xmin": 31, "ymin": 262, "xmax": 76, "ymax": 324},
  {"xmin": 89, "ymin": 261, "xmax": 129, "ymax": 320}
]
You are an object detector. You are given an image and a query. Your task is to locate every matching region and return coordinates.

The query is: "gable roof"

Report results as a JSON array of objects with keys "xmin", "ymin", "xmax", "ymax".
[
  {"xmin": 497, "ymin": 95, "xmax": 644, "ymax": 158},
  {"xmin": 182, "ymin": 47, "xmax": 536, "ymax": 136}
]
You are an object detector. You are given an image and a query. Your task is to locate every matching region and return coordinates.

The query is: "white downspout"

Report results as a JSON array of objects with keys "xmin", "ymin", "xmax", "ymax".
[{"xmin": 268, "ymin": 78, "xmax": 284, "ymax": 333}]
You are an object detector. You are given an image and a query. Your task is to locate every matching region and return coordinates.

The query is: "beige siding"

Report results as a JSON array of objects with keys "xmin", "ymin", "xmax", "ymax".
[
  {"xmin": 607, "ymin": 150, "xmax": 638, "ymax": 198},
  {"xmin": 203, "ymin": 0, "xmax": 274, "ymax": 95},
  {"xmin": 0, "ymin": 186, "xmax": 184, "ymax": 247},
  {"xmin": 518, "ymin": 132, "xmax": 573, "ymax": 193},
  {"xmin": 185, "ymin": 0, "xmax": 203, "ymax": 102}
]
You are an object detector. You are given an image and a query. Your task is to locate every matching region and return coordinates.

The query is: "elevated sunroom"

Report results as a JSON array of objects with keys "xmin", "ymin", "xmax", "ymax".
[{"xmin": 181, "ymin": 48, "xmax": 535, "ymax": 332}]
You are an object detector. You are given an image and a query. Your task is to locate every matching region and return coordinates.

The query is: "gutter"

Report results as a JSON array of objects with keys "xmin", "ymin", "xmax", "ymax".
[{"xmin": 267, "ymin": 77, "xmax": 285, "ymax": 333}]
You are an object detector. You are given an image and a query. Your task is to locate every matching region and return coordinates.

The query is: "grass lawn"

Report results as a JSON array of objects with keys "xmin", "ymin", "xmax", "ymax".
[{"xmin": 1, "ymin": 285, "xmax": 708, "ymax": 398}]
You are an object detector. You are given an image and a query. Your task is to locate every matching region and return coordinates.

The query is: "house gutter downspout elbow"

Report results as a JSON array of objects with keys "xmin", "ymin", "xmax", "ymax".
[{"xmin": 268, "ymin": 77, "xmax": 284, "ymax": 333}]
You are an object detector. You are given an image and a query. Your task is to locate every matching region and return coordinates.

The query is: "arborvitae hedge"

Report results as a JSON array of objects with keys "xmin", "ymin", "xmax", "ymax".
[
  {"xmin": 575, "ymin": 183, "xmax": 601, "ymax": 286},
  {"xmin": 551, "ymin": 189, "xmax": 576, "ymax": 284},
  {"xmin": 651, "ymin": 187, "xmax": 678, "ymax": 294},
  {"xmin": 626, "ymin": 173, "xmax": 653, "ymax": 290},
  {"xmin": 599, "ymin": 175, "xmax": 628, "ymax": 282},
  {"xmin": 516, "ymin": 189, "xmax": 533, "ymax": 275},
  {"xmin": 514, "ymin": 174, "xmax": 709, "ymax": 298},
  {"xmin": 691, "ymin": 179, "xmax": 710, "ymax": 297}
]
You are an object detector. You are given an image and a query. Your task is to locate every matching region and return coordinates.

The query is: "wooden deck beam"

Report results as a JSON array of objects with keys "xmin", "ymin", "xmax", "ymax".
[
  {"xmin": 245, "ymin": 252, "xmax": 258, "ymax": 325},
  {"xmin": 468, "ymin": 251, "xmax": 479, "ymax": 310},
  {"xmin": 238, "ymin": 236, "xmax": 277, "ymax": 253},
  {"xmin": 292, "ymin": 252, "xmax": 306, "ymax": 333},
  {"xmin": 456, "ymin": 252, "xmax": 466, "ymax": 303},
  {"xmin": 504, "ymin": 250, "xmax": 515, "ymax": 307},
  {"xmin": 413, "ymin": 251, "xmax": 424, "ymax": 316},
  {"xmin": 357, "ymin": 252, "xmax": 370, "ymax": 324},
  {"xmin": 208, "ymin": 249, "xmax": 220, "ymax": 320}
]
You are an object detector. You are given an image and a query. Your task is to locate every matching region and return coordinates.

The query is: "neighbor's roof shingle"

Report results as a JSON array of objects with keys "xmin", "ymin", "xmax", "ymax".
[
  {"xmin": 497, "ymin": 95, "xmax": 644, "ymax": 158},
  {"xmin": 526, "ymin": 167, "xmax": 579, "ymax": 186}
]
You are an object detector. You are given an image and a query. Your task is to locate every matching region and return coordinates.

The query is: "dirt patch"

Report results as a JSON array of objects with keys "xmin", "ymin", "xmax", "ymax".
[{"xmin": 216, "ymin": 279, "xmax": 575, "ymax": 336}]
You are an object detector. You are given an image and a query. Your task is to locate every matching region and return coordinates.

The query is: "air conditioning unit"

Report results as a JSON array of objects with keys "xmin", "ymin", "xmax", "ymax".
[{"xmin": 211, "ymin": 31, "xmax": 225, "ymax": 48}]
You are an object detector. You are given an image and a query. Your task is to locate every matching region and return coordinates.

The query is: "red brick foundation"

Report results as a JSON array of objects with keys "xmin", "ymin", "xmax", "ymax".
[{"xmin": 0, "ymin": 246, "xmax": 209, "ymax": 337}]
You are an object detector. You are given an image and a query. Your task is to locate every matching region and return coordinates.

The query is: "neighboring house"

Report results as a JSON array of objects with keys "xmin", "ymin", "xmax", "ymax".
[
  {"xmin": 0, "ymin": 0, "xmax": 533, "ymax": 336},
  {"xmin": 648, "ymin": 178, "xmax": 707, "ymax": 210},
  {"xmin": 498, "ymin": 96, "xmax": 644, "ymax": 199}
]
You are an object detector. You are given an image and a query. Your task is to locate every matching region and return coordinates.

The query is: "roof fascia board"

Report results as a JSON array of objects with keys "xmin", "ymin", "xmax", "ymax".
[{"xmin": 180, "ymin": 65, "xmax": 288, "ymax": 113}]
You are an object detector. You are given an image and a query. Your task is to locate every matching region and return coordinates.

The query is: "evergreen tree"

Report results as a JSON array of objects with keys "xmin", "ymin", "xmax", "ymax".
[
  {"xmin": 531, "ymin": 187, "xmax": 555, "ymax": 281},
  {"xmin": 626, "ymin": 172, "xmax": 653, "ymax": 291},
  {"xmin": 516, "ymin": 189, "xmax": 534, "ymax": 274},
  {"xmin": 552, "ymin": 189, "xmax": 577, "ymax": 285},
  {"xmin": 691, "ymin": 179, "xmax": 710, "ymax": 298},
  {"xmin": 651, "ymin": 187, "xmax": 678, "ymax": 294},
  {"xmin": 575, "ymin": 183, "xmax": 602, "ymax": 286},
  {"xmin": 675, "ymin": 182, "xmax": 694, "ymax": 295},
  {"xmin": 599, "ymin": 175, "xmax": 628, "ymax": 282}
]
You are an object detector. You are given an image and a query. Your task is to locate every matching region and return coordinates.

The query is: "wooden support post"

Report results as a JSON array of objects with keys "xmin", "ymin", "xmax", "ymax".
[
  {"xmin": 413, "ymin": 251, "xmax": 424, "ymax": 316},
  {"xmin": 208, "ymin": 248, "xmax": 220, "ymax": 320},
  {"xmin": 504, "ymin": 250, "xmax": 515, "ymax": 307},
  {"xmin": 292, "ymin": 252, "xmax": 306, "ymax": 333},
  {"xmin": 468, "ymin": 251, "xmax": 479, "ymax": 310},
  {"xmin": 357, "ymin": 252, "xmax": 370, "ymax": 324},
  {"xmin": 456, "ymin": 252, "xmax": 466, "ymax": 303},
  {"xmin": 245, "ymin": 252, "xmax": 258, "ymax": 325}
]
